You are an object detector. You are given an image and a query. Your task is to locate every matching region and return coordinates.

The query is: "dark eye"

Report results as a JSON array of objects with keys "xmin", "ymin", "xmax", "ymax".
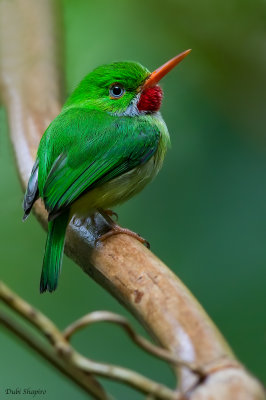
[{"xmin": 109, "ymin": 83, "xmax": 125, "ymax": 99}]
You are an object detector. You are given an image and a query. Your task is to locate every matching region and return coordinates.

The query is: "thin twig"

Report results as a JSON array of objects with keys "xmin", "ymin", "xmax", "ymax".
[
  {"xmin": 0, "ymin": 281, "xmax": 180, "ymax": 400},
  {"xmin": 0, "ymin": 310, "xmax": 110, "ymax": 400},
  {"xmin": 63, "ymin": 311, "xmax": 205, "ymax": 377}
]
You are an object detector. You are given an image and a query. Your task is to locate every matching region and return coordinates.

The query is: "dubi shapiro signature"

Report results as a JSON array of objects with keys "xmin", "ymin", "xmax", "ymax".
[{"xmin": 4, "ymin": 387, "xmax": 46, "ymax": 397}]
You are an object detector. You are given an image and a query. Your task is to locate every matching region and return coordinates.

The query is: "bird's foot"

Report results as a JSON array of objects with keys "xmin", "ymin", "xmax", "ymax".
[
  {"xmin": 96, "ymin": 224, "xmax": 150, "ymax": 248},
  {"xmin": 97, "ymin": 208, "xmax": 149, "ymax": 248},
  {"xmin": 101, "ymin": 208, "xmax": 118, "ymax": 221}
]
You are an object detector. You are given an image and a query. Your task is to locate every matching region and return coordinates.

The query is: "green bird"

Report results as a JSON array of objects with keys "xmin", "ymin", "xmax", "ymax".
[{"xmin": 23, "ymin": 49, "xmax": 191, "ymax": 293}]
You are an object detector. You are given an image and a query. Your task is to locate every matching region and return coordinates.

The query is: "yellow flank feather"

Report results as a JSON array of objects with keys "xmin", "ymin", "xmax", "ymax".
[{"xmin": 71, "ymin": 139, "xmax": 165, "ymax": 218}]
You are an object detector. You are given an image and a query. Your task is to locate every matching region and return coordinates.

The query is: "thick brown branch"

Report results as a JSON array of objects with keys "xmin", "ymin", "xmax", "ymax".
[{"xmin": 0, "ymin": 1, "xmax": 264, "ymax": 399}]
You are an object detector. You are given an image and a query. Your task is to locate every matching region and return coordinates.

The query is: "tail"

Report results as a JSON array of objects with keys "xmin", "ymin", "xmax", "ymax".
[{"xmin": 40, "ymin": 211, "xmax": 69, "ymax": 293}]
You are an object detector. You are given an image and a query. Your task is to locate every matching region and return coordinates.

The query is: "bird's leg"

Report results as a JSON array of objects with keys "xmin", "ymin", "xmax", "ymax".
[
  {"xmin": 97, "ymin": 209, "xmax": 150, "ymax": 248},
  {"xmin": 90, "ymin": 213, "xmax": 97, "ymax": 226}
]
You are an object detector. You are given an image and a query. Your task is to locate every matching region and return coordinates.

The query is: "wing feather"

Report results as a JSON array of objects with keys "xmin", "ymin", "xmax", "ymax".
[{"xmin": 40, "ymin": 109, "xmax": 160, "ymax": 219}]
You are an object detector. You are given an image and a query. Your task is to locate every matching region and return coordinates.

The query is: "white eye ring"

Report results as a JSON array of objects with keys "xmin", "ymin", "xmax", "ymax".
[{"xmin": 109, "ymin": 83, "xmax": 125, "ymax": 99}]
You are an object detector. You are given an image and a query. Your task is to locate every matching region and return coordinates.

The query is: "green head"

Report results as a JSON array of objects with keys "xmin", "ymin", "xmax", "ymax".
[
  {"xmin": 64, "ymin": 50, "xmax": 191, "ymax": 116},
  {"xmin": 64, "ymin": 61, "xmax": 150, "ymax": 115}
]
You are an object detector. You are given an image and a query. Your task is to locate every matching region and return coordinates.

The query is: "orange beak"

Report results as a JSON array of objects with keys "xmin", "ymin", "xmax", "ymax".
[{"xmin": 143, "ymin": 49, "xmax": 191, "ymax": 89}]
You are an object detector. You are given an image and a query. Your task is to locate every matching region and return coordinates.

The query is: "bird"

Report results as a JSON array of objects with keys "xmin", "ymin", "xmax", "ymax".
[{"xmin": 23, "ymin": 49, "xmax": 191, "ymax": 293}]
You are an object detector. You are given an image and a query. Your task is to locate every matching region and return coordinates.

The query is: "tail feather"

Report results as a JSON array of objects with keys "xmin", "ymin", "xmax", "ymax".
[{"xmin": 40, "ymin": 211, "xmax": 69, "ymax": 293}]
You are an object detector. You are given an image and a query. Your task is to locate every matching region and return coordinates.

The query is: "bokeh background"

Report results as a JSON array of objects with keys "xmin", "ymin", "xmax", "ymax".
[{"xmin": 1, "ymin": 0, "xmax": 265, "ymax": 399}]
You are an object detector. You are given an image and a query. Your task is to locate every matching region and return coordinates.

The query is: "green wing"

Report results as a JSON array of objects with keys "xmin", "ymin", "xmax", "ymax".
[{"xmin": 39, "ymin": 108, "xmax": 160, "ymax": 219}]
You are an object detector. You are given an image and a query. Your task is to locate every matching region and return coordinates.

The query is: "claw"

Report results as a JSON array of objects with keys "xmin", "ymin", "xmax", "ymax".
[
  {"xmin": 96, "ymin": 208, "xmax": 150, "ymax": 248},
  {"xmin": 103, "ymin": 209, "xmax": 118, "ymax": 221}
]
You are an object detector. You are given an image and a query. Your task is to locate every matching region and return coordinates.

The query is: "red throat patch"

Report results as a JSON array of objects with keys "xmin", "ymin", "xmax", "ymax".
[{"xmin": 137, "ymin": 86, "xmax": 163, "ymax": 113}]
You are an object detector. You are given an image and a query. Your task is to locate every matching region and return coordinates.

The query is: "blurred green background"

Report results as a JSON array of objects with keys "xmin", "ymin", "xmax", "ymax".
[{"xmin": 1, "ymin": 0, "xmax": 265, "ymax": 399}]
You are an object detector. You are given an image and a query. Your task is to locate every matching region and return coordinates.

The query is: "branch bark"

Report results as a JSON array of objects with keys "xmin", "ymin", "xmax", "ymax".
[{"xmin": 0, "ymin": 1, "xmax": 264, "ymax": 399}]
